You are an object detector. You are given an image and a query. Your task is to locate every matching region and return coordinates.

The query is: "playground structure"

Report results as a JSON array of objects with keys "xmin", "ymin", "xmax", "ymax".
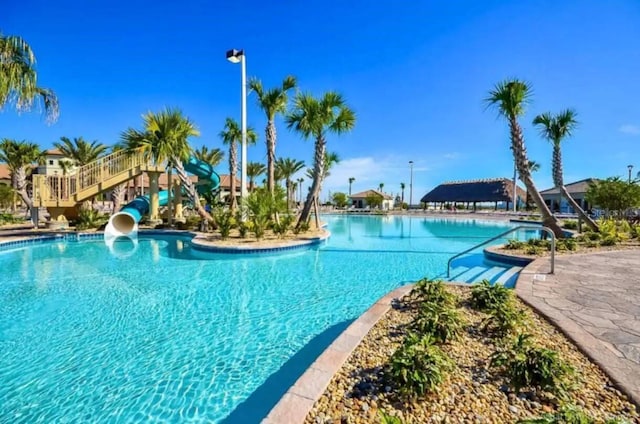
[{"xmin": 32, "ymin": 149, "xmax": 219, "ymax": 228}]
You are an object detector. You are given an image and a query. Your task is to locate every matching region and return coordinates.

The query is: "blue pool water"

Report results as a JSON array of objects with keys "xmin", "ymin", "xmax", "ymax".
[{"xmin": 0, "ymin": 215, "xmax": 524, "ymax": 423}]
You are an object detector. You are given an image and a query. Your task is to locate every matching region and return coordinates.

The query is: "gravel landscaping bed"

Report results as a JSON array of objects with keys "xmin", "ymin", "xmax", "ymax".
[{"xmin": 305, "ymin": 285, "xmax": 639, "ymax": 424}]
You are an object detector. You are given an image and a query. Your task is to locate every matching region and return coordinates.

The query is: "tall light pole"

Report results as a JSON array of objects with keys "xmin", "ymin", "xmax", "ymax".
[
  {"xmin": 409, "ymin": 160, "xmax": 414, "ymax": 208},
  {"xmin": 226, "ymin": 49, "xmax": 248, "ymax": 205},
  {"xmin": 512, "ymin": 162, "xmax": 517, "ymax": 212},
  {"xmin": 628, "ymin": 164, "xmax": 634, "ymax": 183}
]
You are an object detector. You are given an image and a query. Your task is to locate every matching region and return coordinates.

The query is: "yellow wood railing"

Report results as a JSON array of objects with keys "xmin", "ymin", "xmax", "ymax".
[{"xmin": 33, "ymin": 148, "xmax": 161, "ymax": 207}]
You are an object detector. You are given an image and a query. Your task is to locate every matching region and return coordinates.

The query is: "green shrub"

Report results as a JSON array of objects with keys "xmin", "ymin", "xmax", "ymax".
[
  {"xmin": 584, "ymin": 240, "xmax": 599, "ymax": 248},
  {"xmin": 0, "ymin": 212, "xmax": 22, "ymax": 225},
  {"xmin": 213, "ymin": 207, "xmax": 234, "ymax": 239},
  {"xmin": 185, "ymin": 215, "xmax": 201, "ymax": 229},
  {"xmin": 505, "ymin": 239, "xmax": 525, "ymax": 250},
  {"xmin": 76, "ymin": 208, "xmax": 107, "ymax": 230},
  {"xmin": 525, "ymin": 245, "xmax": 541, "ymax": 255},
  {"xmin": 272, "ymin": 214, "xmax": 295, "ymax": 238},
  {"xmin": 235, "ymin": 212, "xmax": 251, "ymax": 238},
  {"xmin": 558, "ymin": 238, "xmax": 577, "ymax": 251},
  {"xmin": 490, "ymin": 333, "xmax": 573, "ymax": 395},
  {"xmin": 378, "ymin": 410, "xmax": 404, "ymax": 424},
  {"xmin": 293, "ymin": 219, "xmax": 310, "ymax": 234},
  {"xmin": 481, "ymin": 300, "xmax": 522, "ymax": 337},
  {"xmin": 562, "ymin": 220, "xmax": 578, "ymax": 230},
  {"xmin": 600, "ymin": 236, "xmax": 618, "ymax": 246},
  {"xmin": 630, "ymin": 224, "xmax": 640, "ymax": 239},
  {"xmin": 516, "ymin": 404, "xmax": 611, "ymax": 423},
  {"xmin": 412, "ymin": 302, "xmax": 464, "ymax": 343},
  {"xmin": 585, "ymin": 231, "xmax": 601, "ymax": 241},
  {"xmin": 389, "ymin": 333, "xmax": 452, "ymax": 397},
  {"xmin": 470, "ymin": 280, "xmax": 512, "ymax": 312},
  {"xmin": 411, "ymin": 278, "xmax": 456, "ymax": 306}
]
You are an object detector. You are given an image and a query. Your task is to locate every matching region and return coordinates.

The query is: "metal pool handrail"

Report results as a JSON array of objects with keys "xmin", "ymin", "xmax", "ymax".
[{"xmin": 446, "ymin": 225, "xmax": 555, "ymax": 278}]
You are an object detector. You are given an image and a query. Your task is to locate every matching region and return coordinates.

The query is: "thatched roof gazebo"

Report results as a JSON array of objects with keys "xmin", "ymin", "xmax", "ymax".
[{"xmin": 420, "ymin": 178, "xmax": 526, "ymax": 211}]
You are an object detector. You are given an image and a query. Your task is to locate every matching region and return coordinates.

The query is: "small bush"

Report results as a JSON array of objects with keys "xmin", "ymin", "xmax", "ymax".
[
  {"xmin": 411, "ymin": 278, "xmax": 456, "ymax": 306},
  {"xmin": 378, "ymin": 410, "xmax": 404, "ymax": 424},
  {"xmin": 525, "ymin": 244, "xmax": 541, "ymax": 255},
  {"xmin": 490, "ymin": 333, "xmax": 573, "ymax": 395},
  {"xmin": 585, "ymin": 231, "xmax": 601, "ymax": 241},
  {"xmin": 213, "ymin": 207, "xmax": 234, "ymax": 239},
  {"xmin": 515, "ymin": 403, "xmax": 629, "ymax": 423},
  {"xmin": 505, "ymin": 239, "xmax": 525, "ymax": 250},
  {"xmin": 293, "ymin": 220, "xmax": 310, "ymax": 234},
  {"xmin": 562, "ymin": 220, "xmax": 578, "ymax": 230},
  {"xmin": 584, "ymin": 240, "xmax": 599, "ymax": 248},
  {"xmin": 0, "ymin": 212, "xmax": 22, "ymax": 225},
  {"xmin": 412, "ymin": 302, "xmax": 464, "ymax": 343},
  {"xmin": 559, "ymin": 238, "xmax": 577, "ymax": 251},
  {"xmin": 470, "ymin": 280, "xmax": 512, "ymax": 312},
  {"xmin": 600, "ymin": 236, "xmax": 618, "ymax": 246},
  {"xmin": 76, "ymin": 208, "xmax": 107, "ymax": 230},
  {"xmin": 235, "ymin": 213, "xmax": 251, "ymax": 238},
  {"xmin": 389, "ymin": 333, "xmax": 452, "ymax": 397},
  {"xmin": 272, "ymin": 214, "xmax": 295, "ymax": 238},
  {"xmin": 482, "ymin": 300, "xmax": 523, "ymax": 337}
]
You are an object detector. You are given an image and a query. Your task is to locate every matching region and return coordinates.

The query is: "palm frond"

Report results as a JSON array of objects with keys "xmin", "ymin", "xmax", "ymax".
[{"xmin": 485, "ymin": 79, "xmax": 532, "ymax": 118}]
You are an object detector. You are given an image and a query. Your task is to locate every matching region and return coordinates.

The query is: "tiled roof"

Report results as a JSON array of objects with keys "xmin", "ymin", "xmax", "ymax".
[
  {"xmin": 0, "ymin": 164, "xmax": 10, "ymax": 180},
  {"xmin": 350, "ymin": 189, "xmax": 394, "ymax": 200},
  {"xmin": 45, "ymin": 148, "xmax": 64, "ymax": 155},
  {"xmin": 420, "ymin": 178, "xmax": 526, "ymax": 203},
  {"xmin": 539, "ymin": 178, "xmax": 597, "ymax": 195}
]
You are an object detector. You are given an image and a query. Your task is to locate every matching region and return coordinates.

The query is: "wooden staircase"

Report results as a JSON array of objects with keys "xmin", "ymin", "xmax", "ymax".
[{"xmin": 33, "ymin": 149, "xmax": 164, "ymax": 208}]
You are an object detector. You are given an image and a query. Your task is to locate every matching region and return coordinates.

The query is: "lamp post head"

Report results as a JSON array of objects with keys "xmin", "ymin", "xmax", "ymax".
[
  {"xmin": 629, "ymin": 164, "xmax": 634, "ymax": 171},
  {"xmin": 409, "ymin": 160, "xmax": 414, "ymax": 166},
  {"xmin": 226, "ymin": 49, "xmax": 244, "ymax": 64}
]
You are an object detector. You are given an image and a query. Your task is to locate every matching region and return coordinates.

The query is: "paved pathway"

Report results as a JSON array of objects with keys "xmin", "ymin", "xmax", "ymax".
[{"xmin": 516, "ymin": 250, "xmax": 640, "ymax": 405}]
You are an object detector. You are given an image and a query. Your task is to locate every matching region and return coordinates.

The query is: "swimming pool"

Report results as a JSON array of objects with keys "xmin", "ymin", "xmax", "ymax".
[{"xmin": 0, "ymin": 215, "xmax": 521, "ymax": 423}]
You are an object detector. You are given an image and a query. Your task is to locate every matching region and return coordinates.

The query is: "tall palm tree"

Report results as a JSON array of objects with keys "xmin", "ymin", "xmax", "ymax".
[
  {"xmin": 0, "ymin": 139, "xmax": 44, "ymax": 210},
  {"xmin": 0, "ymin": 33, "xmax": 59, "ymax": 123},
  {"xmin": 533, "ymin": 110, "xmax": 598, "ymax": 231},
  {"xmin": 54, "ymin": 137, "xmax": 108, "ymax": 166},
  {"xmin": 378, "ymin": 183, "xmax": 384, "ymax": 193},
  {"xmin": 121, "ymin": 107, "xmax": 213, "ymax": 224},
  {"xmin": 525, "ymin": 160, "xmax": 540, "ymax": 211},
  {"xmin": 287, "ymin": 92, "xmax": 355, "ymax": 227},
  {"xmin": 219, "ymin": 118, "xmax": 258, "ymax": 211},
  {"xmin": 275, "ymin": 157, "xmax": 305, "ymax": 208},
  {"xmin": 194, "ymin": 145, "xmax": 224, "ymax": 168},
  {"xmin": 485, "ymin": 80, "xmax": 563, "ymax": 238},
  {"xmin": 297, "ymin": 177, "xmax": 304, "ymax": 202},
  {"xmin": 348, "ymin": 177, "xmax": 355, "ymax": 196},
  {"xmin": 246, "ymin": 162, "xmax": 266, "ymax": 192},
  {"xmin": 400, "ymin": 182, "xmax": 406, "ymax": 204},
  {"xmin": 249, "ymin": 75, "xmax": 297, "ymax": 195}
]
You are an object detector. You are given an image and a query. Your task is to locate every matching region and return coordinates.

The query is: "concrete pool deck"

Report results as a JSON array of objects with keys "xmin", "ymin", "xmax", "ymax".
[{"xmin": 515, "ymin": 250, "xmax": 640, "ymax": 406}]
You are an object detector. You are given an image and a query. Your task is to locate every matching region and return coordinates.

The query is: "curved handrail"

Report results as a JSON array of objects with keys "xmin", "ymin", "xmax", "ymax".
[{"xmin": 446, "ymin": 225, "xmax": 555, "ymax": 278}]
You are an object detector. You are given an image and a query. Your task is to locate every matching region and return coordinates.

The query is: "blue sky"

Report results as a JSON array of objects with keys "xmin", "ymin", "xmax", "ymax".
[{"xmin": 2, "ymin": 0, "xmax": 640, "ymax": 202}]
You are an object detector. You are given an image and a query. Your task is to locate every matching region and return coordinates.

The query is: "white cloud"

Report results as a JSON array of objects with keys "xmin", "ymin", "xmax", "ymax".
[
  {"xmin": 442, "ymin": 152, "xmax": 460, "ymax": 160},
  {"xmin": 619, "ymin": 124, "xmax": 640, "ymax": 135}
]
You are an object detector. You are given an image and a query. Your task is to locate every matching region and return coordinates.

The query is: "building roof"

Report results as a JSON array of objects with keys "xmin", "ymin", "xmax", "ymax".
[
  {"xmin": 45, "ymin": 148, "xmax": 64, "ymax": 156},
  {"xmin": 350, "ymin": 189, "xmax": 394, "ymax": 200},
  {"xmin": 124, "ymin": 173, "xmax": 198, "ymax": 189},
  {"xmin": 539, "ymin": 178, "xmax": 597, "ymax": 196},
  {"xmin": 420, "ymin": 178, "xmax": 526, "ymax": 203},
  {"xmin": 218, "ymin": 174, "xmax": 243, "ymax": 190},
  {"xmin": 0, "ymin": 164, "xmax": 10, "ymax": 181}
]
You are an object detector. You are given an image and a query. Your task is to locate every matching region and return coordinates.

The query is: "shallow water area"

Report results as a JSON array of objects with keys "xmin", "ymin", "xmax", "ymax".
[{"xmin": 0, "ymin": 215, "xmax": 527, "ymax": 422}]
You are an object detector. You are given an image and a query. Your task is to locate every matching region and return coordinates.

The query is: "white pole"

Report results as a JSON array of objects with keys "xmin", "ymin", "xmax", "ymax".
[
  {"xmin": 409, "ymin": 161, "xmax": 414, "ymax": 208},
  {"xmin": 240, "ymin": 54, "xmax": 248, "ymax": 203}
]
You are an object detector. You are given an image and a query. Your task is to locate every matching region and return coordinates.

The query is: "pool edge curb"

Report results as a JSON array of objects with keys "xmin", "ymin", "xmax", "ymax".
[{"xmin": 261, "ymin": 284, "xmax": 415, "ymax": 424}]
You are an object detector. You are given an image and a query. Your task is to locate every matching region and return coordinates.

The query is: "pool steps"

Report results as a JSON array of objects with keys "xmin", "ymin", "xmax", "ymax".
[{"xmin": 447, "ymin": 264, "xmax": 523, "ymax": 287}]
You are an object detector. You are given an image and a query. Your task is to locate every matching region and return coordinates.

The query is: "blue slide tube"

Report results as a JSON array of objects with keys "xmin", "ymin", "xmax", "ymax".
[{"xmin": 105, "ymin": 156, "xmax": 220, "ymax": 237}]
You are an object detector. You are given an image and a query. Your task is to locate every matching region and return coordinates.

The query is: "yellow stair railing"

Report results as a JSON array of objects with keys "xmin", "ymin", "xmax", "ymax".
[{"xmin": 33, "ymin": 148, "xmax": 163, "ymax": 207}]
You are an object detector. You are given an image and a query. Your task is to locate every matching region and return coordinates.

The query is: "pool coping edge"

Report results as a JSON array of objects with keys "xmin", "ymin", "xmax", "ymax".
[{"xmin": 261, "ymin": 284, "xmax": 415, "ymax": 424}]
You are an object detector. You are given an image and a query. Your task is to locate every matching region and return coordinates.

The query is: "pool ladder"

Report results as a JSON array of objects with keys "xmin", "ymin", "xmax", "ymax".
[{"xmin": 446, "ymin": 225, "xmax": 555, "ymax": 279}]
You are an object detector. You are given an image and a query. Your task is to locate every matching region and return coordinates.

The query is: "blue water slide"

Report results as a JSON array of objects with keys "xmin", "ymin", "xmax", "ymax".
[{"xmin": 105, "ymin": 156, "xmax": 220, "ymax": 237}]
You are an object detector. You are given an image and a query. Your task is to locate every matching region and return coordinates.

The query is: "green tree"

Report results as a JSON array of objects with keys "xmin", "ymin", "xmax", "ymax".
[
  {"xmin": 54, "ymin": 137, "xmax": 108, "ymax": 166},
  {"xmin": 0, "ymin": 139, "xmax": 44, "ymax": 210},
  {"xmin": 0, "ymin": 184, "xmax": 14, "ymax": 210},
  {"xmin": 365, "ymin": 193, "xmax": 383, "ymax": 209},
  {"xmin": 332, "ymin": 192, "xmax": 348, "ymax": 207},
  {"xmin": 379, "ymin": 182, "xmax": 384, "ymax": 193},
  {"xmin": 400, "ymin": 182, "xmax": 406, "ymax": 204},
  {"xmin": 194, "ymin": 145, "xmax": 224, "ymax": 168},
  {"xmin": 0, "ymin": 33, "xmax": 59, "ymax": 123},
  {"xmin": 249, "ymin": 75, "xmax": 297, "ymax": 195},
  {"xmin": 348, "ymin": 177, "xmax": 355, "ymax": 196},
  {"xmin": 275, "ymin": 157, "xmax": 305, "ymax": 208},
  {"xmin": 286, "ymin": 92, "xmax": 356, "ymax": 230},
  {"xmin": 533, "ymin": 109, "xmax": 598, "ymax": 231},
  {"xmin": 485, "ymin": 80, "xmax": 564, "ymax": 238},
  {"xmin": 586, "ymin": 177, "xmax": 640, "ymax": 218},
  {"xmin": 121, "ymin": 107, "xmax": 212, "ymax": 224},
  {"xmin": 219, "ymin": 118, "xmax": 258, "ymax": 211},
  {"xmin": 247, "ymin": 162, "xmax": 266, "ymax": 192}
]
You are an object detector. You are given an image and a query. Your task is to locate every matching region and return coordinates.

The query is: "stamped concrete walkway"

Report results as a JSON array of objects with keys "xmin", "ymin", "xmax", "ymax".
[{"xmin": 516, "ymin": 250, "xmax": 640, "ymax": 405}]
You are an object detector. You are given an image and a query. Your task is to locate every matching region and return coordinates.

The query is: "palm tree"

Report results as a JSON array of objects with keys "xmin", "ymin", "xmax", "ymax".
[
  {"xmin": 297, "ymin": 177, "xmax": 304, "ymax": 203},
  {"xmin": 246, "ymin": 162, "xmax": 266, "ymax": 192},
  {"xmin": 122, "ymin": 107, "xmax": 213, "ymax": 224},
  {"xmin": 275, "ymin": 157, "xmax": 305, "ymax": 208},
  {"xmin": 525, "ymin": 160, "xmax": 540, "ymax": 211},
  {"xmin": 54, "ymin": 137, "xmax": 108, "ymax": 166},
  {"xmin": 533, "ymin": 110, "xmax": 598, "ymax": 231},
  {"xmin": 0, "ymin": 33, "xmax": 59, "ymax": 123},
  {"xmin": 249, "ymin": 75, "xmax": 297, "ymax": 195},
  {"xmin": 348, "ymin": 177, "xmax": 355, "ymax": 196},
  {"xmin": 219, "ymin": 118, "xmax": 258, "ymax": 211},
  {"xmin": 286, "ymin": 92, "xmax": 355, "ymax": 227},
  {"xmin": 378, "ymin": 183, "xmax": 384, "ymax": 193},
  {"xmin": 485, "ymin": 80, "xmax": 563, "ymax": 238},
  {"xmin": 0, "ymin": 139, "xmax": 44, "ymax": 210},
  {"xmin": 193, "ymin": 145, "xmax": 224, "ymax": 168},
  {"xmin": 400, "ymin": 182, "xmax": 406, "ymax": 204}
]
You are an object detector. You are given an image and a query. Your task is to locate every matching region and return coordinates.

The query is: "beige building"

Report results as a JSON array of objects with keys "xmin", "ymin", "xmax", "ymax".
[
  {"xmin": 36, "ymin": 149, "xmax": 75, "ymax": 176},
  {"xmin": 0, "ymin": 164, "xmax": 10, "ymax": 186},
  {"xmin": 350, "ymin": 189, "xmax": 395, "ymax": 210}
]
